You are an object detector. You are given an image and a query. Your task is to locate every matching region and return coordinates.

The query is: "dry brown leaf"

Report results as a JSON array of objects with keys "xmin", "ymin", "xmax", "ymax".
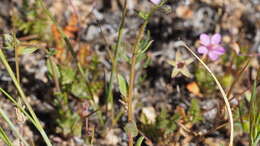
[
  {"xmin": 77, "ymin": 43, "xmax": 92, "ymax": 67},
  {"xmin": 51, "ymin": 13, "xmax": 79, "ymax": 63},
  {"xmin": 175, "ymin": 105, "xmax": 186, "ymax": 119}
]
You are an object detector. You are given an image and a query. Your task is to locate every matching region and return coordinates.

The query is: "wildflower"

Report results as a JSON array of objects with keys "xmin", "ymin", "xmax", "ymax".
[
  {"xmin": 150, "ymin": 0, "xmax": 161, "ymax": 5},
  {"xmin": 197, "ymin": 33, "xmax": 225, "ymax": 61},
  {"xmin": 168, "ymin": 50, "xmax": 193, "ymax": 78}
]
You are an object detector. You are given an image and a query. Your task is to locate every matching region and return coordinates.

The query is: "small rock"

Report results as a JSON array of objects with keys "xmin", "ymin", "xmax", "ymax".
[{"xmin": 203, "ymin": 108, "xmax": 218, "ymax": 121}]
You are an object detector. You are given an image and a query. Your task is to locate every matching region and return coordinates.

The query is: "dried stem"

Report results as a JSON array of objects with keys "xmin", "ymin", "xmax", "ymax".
[{"xmin": 181, "ymin": 42, "xmax": 234, "ymax": 146}]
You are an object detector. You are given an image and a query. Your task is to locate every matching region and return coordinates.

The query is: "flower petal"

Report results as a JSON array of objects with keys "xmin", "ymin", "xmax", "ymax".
[
  {"xmin": 197, "ymin": 46, "xmax": 208, "ymax": 54},
  {"xmin": 171, "ymin": 68, "xmax": 180, "ymax": 78},
  {"xmin": 211, "ymin": 33, "xmax": 221, "ymax": 44},
  {"xmin": 208, "ymin": 51, "xmax": 220, "ymax": 61},
  {"xmin": 213, "ymin": 45, "xmax": 225, "ymax": 54},
  {"xmin": 185, "ymin": 58, "xmax": 194, "ymax": 65},
  {"xmin": 200, "ymin": 34, "xmax": 210, "ymax": 46},
  {"xmin": 150, "ymin": 0, "xmax": 161, "ymax": 4},
  {"xmin": 180, "ymin": 67, "xmax": 192, "ymax": 78}
]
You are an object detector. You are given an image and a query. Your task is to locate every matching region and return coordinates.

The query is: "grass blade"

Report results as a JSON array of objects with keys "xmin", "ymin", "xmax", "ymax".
[
  {"xmin": 0, "ymin": 49, "xmax": 52, "ymax": 146},
  {"xmin": 0, "ymin": 107, "xmax": 28, "ymax": 146},
  {"xmin": 0, "ymin": 126, "xmax": 13, "ymax": 146}
]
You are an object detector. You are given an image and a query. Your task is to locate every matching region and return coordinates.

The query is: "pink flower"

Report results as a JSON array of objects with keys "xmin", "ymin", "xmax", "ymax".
[
  {"xmin": 150, "ymin": 0, "xmax": 161, "ymax": 5},
  {"xmin": 197, "ymin": 33, "xmax": 225, "ymax": 61}
]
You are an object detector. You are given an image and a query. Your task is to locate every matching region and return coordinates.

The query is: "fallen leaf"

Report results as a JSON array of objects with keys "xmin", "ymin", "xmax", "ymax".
[{"xmin": 175, "ymin": 105, "xmax": 186, "ymax": 119}]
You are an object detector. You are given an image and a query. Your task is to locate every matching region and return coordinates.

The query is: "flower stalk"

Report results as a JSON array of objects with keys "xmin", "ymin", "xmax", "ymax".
[
  {"xmin": 107, "ymin": 0, "xmax": 127, "ymax": 124},
  {"xmin": 127, "ymin": 1, "xmax": 165, "ymax": 145}
]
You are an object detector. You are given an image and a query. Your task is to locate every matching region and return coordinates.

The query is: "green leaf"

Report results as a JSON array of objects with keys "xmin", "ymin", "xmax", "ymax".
[
  {"xmin": 71, "ymin": 114, "xmax": 82, "ymax": 137},
  {"xmin": 117, "ymin": 74, "xmax": 128, "ymax": 97},
  {"xmin": 71, "ymin": 81, "xmax": 89, "ymax": 99},
  {"xmin": 3, "ymin": 34, "xmax": 13, "ymax": 50},
  {"xmin": 3, "ymin": 34, "xmax": 20, "ymax": 50},
  {"xmin": 46, "ymin": 59, "xmax": 60, "ymax": 78},
  {"xmin": 124, "ymin": 122, "xmax": 138, "ymax": 137},
  {"xmin": 46, "ymin": 48, "xmax": 56, "ymax": 57},
  {"xmin": 161, "ymin": 5, "xmax": 172, "ymax": 14},
  {"xmin": 18, "ymin": 46, "xmax": 39, "ymax": 55},
  {"xmin": 188, "ymin": 98, "xmax": 202, "ymax": 124},
  {"xmin": 138, "ymin": 11, "xmax": 149, "ymax": 20},
  {"xmin": 139, "ymin": 40, "xmax": 153, "ymax": 55},
  {"xmin": 195, "ymin": 66, "xmax": 215, "ymax": 93},
  {"xmin": 136, "ymin": 52, "xmax": 147, "ymax": 64},
  {"xmin": 135, "ymin": 136, "xmax": 144, "ymax": 146},
  {"xmin": 60, "ymin": 66, "xmax": 76, "ymax": 85},
  {"xmin": 220, "ymin": 74, "xmax": 234, "ymax": 88}
]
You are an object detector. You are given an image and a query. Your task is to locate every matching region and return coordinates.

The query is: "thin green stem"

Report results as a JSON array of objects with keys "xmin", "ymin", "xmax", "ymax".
[
  {"xmin": 49, "ymin": 57, "xmax": 61, "ymax": 92},
  {"xmin": 0, "ymin": 49, "xmax": 52, "ymax": 146},
  {"xmin": 126, "ymin": 2, "xmax": 164, "ymax": 145},
  {"xmin": 77, "ymin": 63, "xmax": 104, "ymax": 125},
  {"xmin": 107, "ymin": 0, "xmax": 127, "ymax": 123},
  {"xmin": 127, "ymin": 21, "xmax": 147, "ymax": 146},
  {"xmin": 0, "ymin": 88, "xmax": 36, "ymax": 125},
  {"xmin": 226, "ymin": 59, "xmax": 250, "ymax": 99},
  {"xmin": 14, "ymin": 47, "xmax": 20, "ymax": 84},
  {"xmin": 0, "ymin": 126, "xmax": 13, "ymax": 146},
  {"xmin": 126, "ymin": 3, "xmax": 165, "ymax": 145}
]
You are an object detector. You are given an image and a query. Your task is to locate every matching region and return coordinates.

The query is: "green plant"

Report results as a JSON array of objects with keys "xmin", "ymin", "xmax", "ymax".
[
  {"xmin": 187, "ymin": 98, "xmax": 203, "ymax": 124},
  {"xmin": 0, "ymin": 126, "xmax": 13, "ymax": 146},
  {"xmin": 12, "ymin": 1, "xmax": 50, "ymax": 41},
  {"xmin": 125, "ymin": 1, "xmax": 167, "ymax": 145},
  {"xmin": 156, "ymin": 109, "xmax": 179, "ymax": 136},
  {"xmin": 0, "ymin": 34, "xmax": 52, "ymax": 146},
  {"xmin": 249, "ymin": 81, "xmax": 260, "ymax": 146}
]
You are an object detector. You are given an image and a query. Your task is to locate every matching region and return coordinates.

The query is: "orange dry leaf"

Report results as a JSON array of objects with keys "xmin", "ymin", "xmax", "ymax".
[
  {"xmin": 64, "ymin": 14, "xmax": 79, "ymax": 39},
  {"xmin": 51, "ymin": 24, "xmax": 62, "ymax": 48},
  {"xmin": 77, "ymin": 43, "xmax": 92, "ymax": 67},
  {"xmin": 186, "ymin": 82, "xmax": 202, "ymax": 97},
  {"xmin": 51, "ymin": 13, "xmax": 79, "ymax": 63},
  {"xmin": 51, "ymin": 24, "xmax": 65, "ymax": 61},
  {"xmin": 175, "ymin": 105, "xmax": 186, "ymax": 119}
]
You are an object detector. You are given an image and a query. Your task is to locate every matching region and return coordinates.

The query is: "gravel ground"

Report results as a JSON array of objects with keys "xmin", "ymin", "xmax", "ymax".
[{"xmin": 0, "ymin": 0, "xmax": 260, "ymax": 145}]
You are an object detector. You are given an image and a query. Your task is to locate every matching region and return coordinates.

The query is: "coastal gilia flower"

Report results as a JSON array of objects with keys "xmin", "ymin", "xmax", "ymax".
[
  {"xmin": 167, "ymin": 50, "xmax": 193, "ymax": 78},
  {"xmin": 150, "ymin": 0, "xmax": 161, "ymax": 5},
  {"xmin": 197, "ymin": 33, "xmax": 225, "ymax": 61}
]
